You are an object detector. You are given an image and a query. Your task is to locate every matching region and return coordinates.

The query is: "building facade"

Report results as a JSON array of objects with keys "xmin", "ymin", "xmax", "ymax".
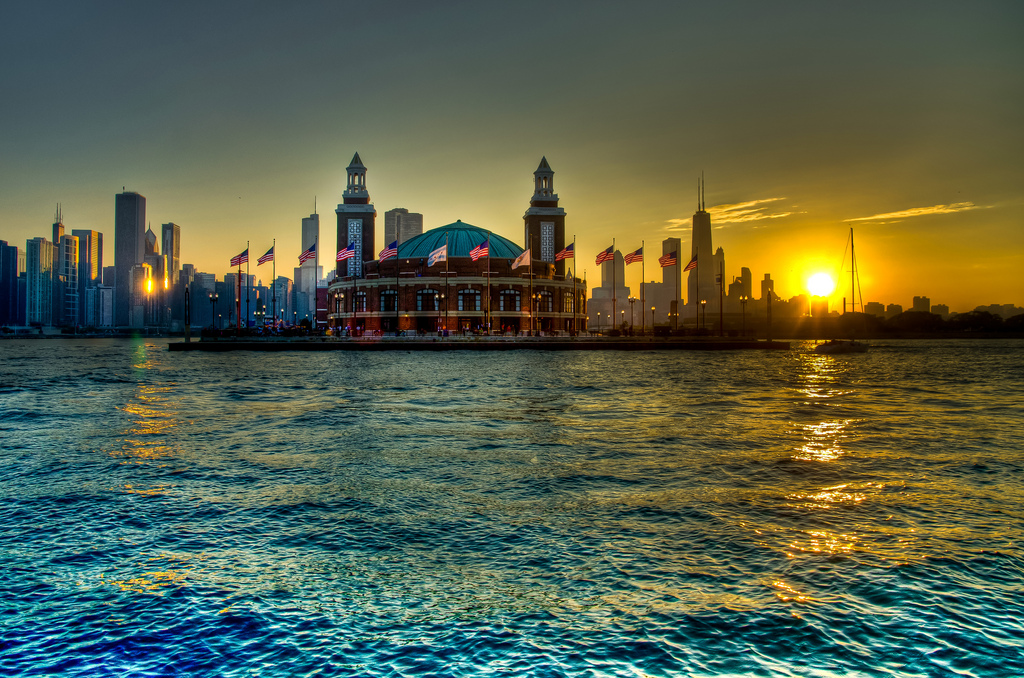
[
  {"xmin": 328, "ymin": 157, "xmax": 586, "ymax": 334},
  {"xmin": 115, "ymin": 191, "xmax": 146, "ymax": 326}
]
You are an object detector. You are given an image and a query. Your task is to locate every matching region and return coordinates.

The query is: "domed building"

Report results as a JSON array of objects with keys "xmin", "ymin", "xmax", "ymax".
[{"xmin": 327, "ymin": 157, "xmax": 587, "ymax": 335}]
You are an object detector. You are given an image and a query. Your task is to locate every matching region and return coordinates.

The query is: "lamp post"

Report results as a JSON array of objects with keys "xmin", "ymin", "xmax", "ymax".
[
  {"xmin": 628, "ymin": 296, "xmax": 636, "ymax": 334},
  {"xmin": 740, "ymin": 295, "xmax": 748, "ymax": 336},
  {"xmin": 209, "ymin": 292, "xmax": 218, "ymax": 329},
  {"xmin": 651, "ymin": 305, "xmax": 655, "ymax": 331},
  {"xmin": 340, "ymin": 293, "xmax": 345, "ymax": 334},
  {"xmin": 700, "ymin": 299, "xmax": 707, "ymax": 331},
  {"xmin": 620, "ymin": 309, "xmax": 625, "ymax": 333},
  {"xmin": 597, "ymin": 311, "xmax": 602, "ymax": 334}
]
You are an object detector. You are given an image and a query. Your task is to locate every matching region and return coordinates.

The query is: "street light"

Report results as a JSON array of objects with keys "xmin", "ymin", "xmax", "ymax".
[
  {"xmin": 597, "ymin": 311, "xmax": 602, "ymax": 334},
  {"xmin": 700, "ymin": 299, "xmax": 707, "ymax": 330},
  {"xmin": 740, "ymin": 295, "xmax": 748, "ymax": 336},
  {"xmin": 209, "ymin": 292, "xmax": 218, "ymax": 329},
  {"xmin": 628, "ymin": 296, "xmax": 636, "ymax": 334},
  {"xmin": 651, "ymin": 305, "xmax": 655, "ymax": 331},
  {"xmin": 620, "ymin": 309, "xmax": 624, "ymax": 332}
]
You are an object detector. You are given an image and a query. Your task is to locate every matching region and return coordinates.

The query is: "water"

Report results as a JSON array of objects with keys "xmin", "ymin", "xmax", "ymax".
[{"xmin": 1, "ymin": 338, "xmax": 1022, "ymax": 677}]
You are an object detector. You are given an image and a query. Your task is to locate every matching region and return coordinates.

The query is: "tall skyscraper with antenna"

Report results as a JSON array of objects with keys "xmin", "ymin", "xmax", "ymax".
[
  {"xmin": 114, "ymin": 190, "xmax": 146, "ymax": 327},
  {"xmin": 687, "ymin": 175, "xmax": 715, "ymax": 317}
]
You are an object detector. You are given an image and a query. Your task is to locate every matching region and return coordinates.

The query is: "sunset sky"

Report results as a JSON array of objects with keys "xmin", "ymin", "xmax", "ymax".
[{"xmin": 1, "ymin": 1, "xmax": 1021, "ymax": 312}]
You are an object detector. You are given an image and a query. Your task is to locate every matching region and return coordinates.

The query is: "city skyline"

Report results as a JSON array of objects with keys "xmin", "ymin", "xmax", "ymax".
[{"xmin": 1, "ymin": 2, "xmax": 1021, "ymax": 312}]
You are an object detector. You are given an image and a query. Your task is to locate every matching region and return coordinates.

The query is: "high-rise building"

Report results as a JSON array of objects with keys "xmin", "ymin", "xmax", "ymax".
[
  {"xmin": 761, "ymin": 274, "xmax": 774, "ymax": 300},
  {"xmin": 71, "ymin": 229, "xmax": 102, "ymax": 326},
  {"xmin": 385, "ymin": 208, "xmax": 424, "ymax": 246},
  {"xmin": 161, "ymin": 223, "xmax": 180, "ymax": 281},
  {"xmin": 687, "ymin": 177, "xmax": 715, "ymax": 317},
  {"xmin": 523, "ymin": 157, "xmax": 567, "ymax": 277},
  {"xmin": 25, "ymin": 237, "xmax": 54, "ymax": 326},
  {"xmin": 115, "ymin": 191, "xmax": 146, "ymax": 326},
  {"xmin": 301, "ymin": 212, "xmax": 319, "ymax": 270},
  {"xmin": 57, "ymin": 235, "xmax": 79, "ymax": 327},
  {"xmin": 52, "ymin": 205, "xmax": 64, "ymax": 245},
  {"xmin": 336, "ymin": 153, "xmax": 376, "ymax": 279},
  {"xmin": 912, "ymin": 296, "xmax": 930, "ymax": 313},
  {"xmin": 0, "ymin": 240, "xmax": 19, "ymax": 326}
]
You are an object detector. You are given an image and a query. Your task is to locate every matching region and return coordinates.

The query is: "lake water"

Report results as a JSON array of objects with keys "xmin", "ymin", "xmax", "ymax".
[{"xmin": 1, "ymin": 338, "xmax": 1022, "ymax": 677}]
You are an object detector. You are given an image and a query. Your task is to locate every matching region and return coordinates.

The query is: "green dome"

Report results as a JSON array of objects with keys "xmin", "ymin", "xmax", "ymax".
[{"xmin": 397, "ymin": 220, "xmax": 524, "ymax": 260}]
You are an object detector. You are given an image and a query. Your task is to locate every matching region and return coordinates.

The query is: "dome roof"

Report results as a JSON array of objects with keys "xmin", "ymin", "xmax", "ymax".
[{"xmin": 397, "ymin": 220, "xmax": 524, "ymax": 260}]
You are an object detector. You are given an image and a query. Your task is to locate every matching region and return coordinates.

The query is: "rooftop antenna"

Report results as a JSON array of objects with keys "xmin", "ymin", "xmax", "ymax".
[{"xmin": 314, "ymin": 196, "xmax": 317, "ymax": 215}]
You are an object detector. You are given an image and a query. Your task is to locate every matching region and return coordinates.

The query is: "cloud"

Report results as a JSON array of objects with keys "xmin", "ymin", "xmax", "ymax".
[
  {"xmin": 664, "ymin": 197, "xmax": 793, "ymax": 231},
  {"xmin": 844, "ymin": 202, "xmax": 980, "ymax": 223}
]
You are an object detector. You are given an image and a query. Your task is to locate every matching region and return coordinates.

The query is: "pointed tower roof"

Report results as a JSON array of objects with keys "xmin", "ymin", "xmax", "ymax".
[
  {"xmin": 537, "ymin": 156, "xmax": 551, "ymax": 171},
  {"xmin": 347, "ymin": 152, "xmax": 365, "ymax": 170}
]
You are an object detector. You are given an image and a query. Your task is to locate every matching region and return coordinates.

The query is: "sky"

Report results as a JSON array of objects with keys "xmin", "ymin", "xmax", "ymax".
[{"xmin": 1, "ymin": 0, "xmax": 1021, "ymax": 313}]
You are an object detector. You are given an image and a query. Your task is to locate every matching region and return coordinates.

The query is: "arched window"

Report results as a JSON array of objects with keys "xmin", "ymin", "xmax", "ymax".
[
  {"xmin": 417, "ymin": 289, "xmax": 440, "ymax": 311},
  {"xmin": 499, "ymin": 290, "xmax": 520, "ymax": 312},
  {"xmin": 458, "ymin": 290, "xmax": 481, "ymax": 312},
  {"xmin": 381, "ymin": 290, "xmax": 398, "ymax": 313},
  {"xmin": 536, "ymin": 290, "xmax": 553, "ymax": 313}
]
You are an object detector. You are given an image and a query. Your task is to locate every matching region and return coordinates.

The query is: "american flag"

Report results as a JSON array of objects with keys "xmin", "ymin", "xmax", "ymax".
[
  {"xmin": 379, "ymin": 241, "xmax": 398, "ymax": 261},
  {"xmin": 595, "ymin": 246, "xmax": 614, "ymax": 265},
  {"xmin": 230, "ymin": 248, "xmax": 249, "ymax": 266},
  {"xmin": 624, "ymin": 247, "xmax": 643, "ymax": 265},
  {"xmin": 298, "ymin": 243, "xmax": 316, "ymax": 264},
  {"xmin": 659, "ymin": 251, "xmax": 677, "ymax": 268},
  {"xmin": 683, "ymin": 254, "xmax": 698, "ymax": 271},
  {"xmin": 257, "ymin": 246, "xmax": 274, "ymax": 265},
  {"xmin": 469, "ymin": 240, "xmax": 489, "ymax": 261},
  {"xmin": 337, "ymin": 243, "xmax": 356, "ymax": 261},
  {"xmin": 555, "ymin": 243, "xmax": 574, "ymax": 261}
]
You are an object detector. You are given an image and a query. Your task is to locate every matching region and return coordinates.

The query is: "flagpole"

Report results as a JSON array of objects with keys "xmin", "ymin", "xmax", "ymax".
[
  {"xmin": 572, "ymin": 235, "xmax": 576, "ymax": 335},
  {"xmin": 236, "ymin": 258, "xmax": 241, "ymax": 334},
  {"xmin": 395, "ymin": 246, "xmax": 400, "ymax": 335},
  {"xmin": 529, "ymin": 233, "xmax": 534, "ymax": 336},
  {"xmin": 245, "ymin": 240, "xmax": 250, "ymax": 332},
  {"xmin": 641, "ymin": 239, "xmax": 645, "ymax": 336},
  {"xmin": 444, "ymin": 232, "xmax": 449, "ymax": 334},
  {"xmin": 486, "ymin": 230, "xmax": 491, "ymax": 335},
  {"xmin": 272, "ymin": 239, "xmax": 276, "ymax": 329},
  {"xmin": 612, "ymin": 237, "xmax": 616, "ymax": 334}
]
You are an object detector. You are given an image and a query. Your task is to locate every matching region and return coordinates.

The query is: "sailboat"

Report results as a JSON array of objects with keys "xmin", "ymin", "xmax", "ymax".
[{"xmin": 815, "ymin": 227, "xmax": 869, "ymax": 354}]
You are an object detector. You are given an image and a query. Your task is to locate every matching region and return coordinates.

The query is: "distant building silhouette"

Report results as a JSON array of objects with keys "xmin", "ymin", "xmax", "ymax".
[
  {"xmin": 25, "ymin": 237, "xmax": 54, "ymax": 326},
  {"xmin": 115, "ymin": 191, "xmax": 146, "ymax": 327},
  {"xmin": 687, "ymin": 177, "xmax": 716, "ymax": 318},
  {"xmin": 931, "ymin": 304, "xmax": 949, "ymax": 319},
  {"xmin": 912, "ymin": 296, "xmax": 930, "ymax": 313},
  {"xmin": 761, "ymin": 274, "xmax": 774, "ymax": 300},
  {"xmin": 0, "ymin": 240, "xmax": 20, "ymax": 326},
  {"xmin": 865, "ymin": 301, "xmax": 885, "ymax": 318},
  {"xmin": 71, "ymin": 229, "xmax": 103, "ymax": 326},
  {"xmin": 886, "ymin": 303, "xmax": 903, "ymax": 319},
  {"xmin": 161, "ymin": 223, "xmax": 180, "ymax": 282},
  {"xmin": 385, "ymin": 208, "xmax": 424, "ymax": 246}
]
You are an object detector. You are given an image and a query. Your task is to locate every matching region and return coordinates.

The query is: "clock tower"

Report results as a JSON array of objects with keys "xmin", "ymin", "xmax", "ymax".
[
  {"xmin": 336, "ymin": 152, "xmax": 377, "ymax": 278},
  {"xmin": 523, "ymin": 157, "xmax": 567, "ymax": 276}
]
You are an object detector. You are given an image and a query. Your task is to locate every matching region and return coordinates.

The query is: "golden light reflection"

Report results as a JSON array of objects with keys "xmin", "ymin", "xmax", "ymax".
[
  {"xmin": 785, "ymin": 483, "xmax": 868, "ymax": 509},
  {"xmin": 786, "ymin": 529, "xmax": 858, "ymax": 557},
  {"xmin": 794, "ymin": 419, "xmax": 854, "ymax": 462},
  {"xmin": 105, "ymin": 570, "xmax": 188, "ymax": 595},
  {"xmin": 770, "ymin": 579, "xmax": 815, "ymax": 604}
]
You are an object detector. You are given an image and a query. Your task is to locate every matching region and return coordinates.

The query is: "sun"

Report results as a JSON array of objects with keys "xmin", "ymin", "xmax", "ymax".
[{"xmin": 807, "ymin": 272, "xmax": 835, "ymax": 297}]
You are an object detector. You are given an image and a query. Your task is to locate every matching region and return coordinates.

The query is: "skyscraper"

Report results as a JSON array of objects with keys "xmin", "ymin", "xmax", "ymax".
[
  {"xmin": 115, "ymin": 191, "xmax": 146, "ymax": 327},
  {"xmin": 0, "ymin": 240, "xmax": 19, "ymax": 326},
  {"xmin": 72, "ymin": 229, "xmax": 103, "ymax": 326},
  {"xmin": 687, "ymin": 177, "xmax": 715, "ymax": 317},
  {"xmin": 25, "ymin": 237, "xmax": 54, "ymax": 326},
  {"xmin": 161, "ymin": 223, "xmax": 180, "ymax": 282},
  {"xmin": 385, "ymin": 208, "xmax": 424, "ymax": 245},
  {"xmin": 57, "ymin": 234, "xmax": 79, "ymax": 327}
]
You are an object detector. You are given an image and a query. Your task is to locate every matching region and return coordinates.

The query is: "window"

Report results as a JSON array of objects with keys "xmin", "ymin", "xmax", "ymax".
[
  {"xmin": 536, "ymin": 291, "xmax": 553, "ymax": 313},
  {"xmin": 354, "ymin": 292, "xmax": 367, "ymax": 313},
  {"xmin": 417, "ymin": 289, "xmax": 440, "ymax": 311},
  {"xmin": 381, "ymin": 290, "xmax": 398, "ymax": 313},
  {"xmin": 563, "ymin": 291, "xmax": 574, "ymax": 313},
  {"xmin": 540, "ymin": 222, "xmax": 554, "ymax": 262},
  {"xmin": 458, "ymin": 290, "xmax": 481, "ymax": 312},
  {"xmin": 499, "ymin": 290, "xmax": 520, "ymax": 312}
]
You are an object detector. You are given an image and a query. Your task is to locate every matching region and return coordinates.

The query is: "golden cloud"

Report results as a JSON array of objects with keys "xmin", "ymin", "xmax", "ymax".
[
  {"xmin": 844, "ymin": 202, "xmax": 979, "ymax": 223},
  {"xmin": 664, "ymin": 197, "xmax": 793, "ymax": 231}
]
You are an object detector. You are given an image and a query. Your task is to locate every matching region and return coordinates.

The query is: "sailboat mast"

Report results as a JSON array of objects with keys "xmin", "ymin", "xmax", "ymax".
[{"xmin": 850, "ymin": 227, "xmax": 856, "ymax": 313}]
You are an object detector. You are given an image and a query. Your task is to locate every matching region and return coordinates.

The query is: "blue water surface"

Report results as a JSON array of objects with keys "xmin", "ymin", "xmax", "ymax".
[{"xmin": 0, "ymin": 338, "xmax": 1022, "ymax": 676}]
